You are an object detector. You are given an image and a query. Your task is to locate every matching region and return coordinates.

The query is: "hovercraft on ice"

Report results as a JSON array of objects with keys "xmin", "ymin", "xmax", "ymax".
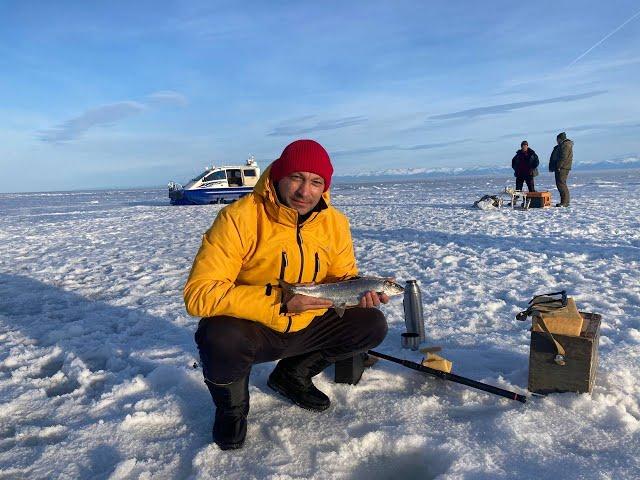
[{"xmin": 168, "ymin": 156, "xmax": 260, "ymax": 205}]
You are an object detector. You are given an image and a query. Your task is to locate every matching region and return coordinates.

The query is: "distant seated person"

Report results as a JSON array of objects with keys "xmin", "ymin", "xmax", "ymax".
[
  {"xmin": 511, "ymin": 140, "xmax": 539, "ymax": 192},
  {"xmin": 228, "ymin": 171, "xmax": 242, "ymax": 186}
]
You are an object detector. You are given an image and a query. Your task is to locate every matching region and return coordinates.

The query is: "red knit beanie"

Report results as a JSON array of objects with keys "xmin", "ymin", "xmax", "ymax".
[{"xmin": 270, "ymin": 139, "xmax": 334, "ymax": 191}]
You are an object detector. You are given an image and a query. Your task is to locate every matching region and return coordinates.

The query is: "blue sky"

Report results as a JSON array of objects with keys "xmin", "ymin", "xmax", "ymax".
[{"xmin": 1, "ymin": 0, "xmax": 639, "ymax": 192}]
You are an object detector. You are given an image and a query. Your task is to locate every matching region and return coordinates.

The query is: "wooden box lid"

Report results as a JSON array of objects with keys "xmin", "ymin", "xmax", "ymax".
[{"xmin": 525, "ymin": 191, "xmax": 551, "ymax": 198}]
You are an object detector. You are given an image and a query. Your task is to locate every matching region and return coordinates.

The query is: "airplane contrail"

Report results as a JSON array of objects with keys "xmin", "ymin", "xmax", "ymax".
[{"xmin": 568, "ymin": 8, "xmax": 640, "ymax": 67}]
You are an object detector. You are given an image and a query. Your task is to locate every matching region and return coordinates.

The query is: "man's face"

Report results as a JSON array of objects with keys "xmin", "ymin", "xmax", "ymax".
[
  {"xmin": 276, "ymin": 171, "xmax": 325, "ymax": 215},
  {"xmin": 521, "ymin": 143, "xmax": 529, "ymax": 152}
]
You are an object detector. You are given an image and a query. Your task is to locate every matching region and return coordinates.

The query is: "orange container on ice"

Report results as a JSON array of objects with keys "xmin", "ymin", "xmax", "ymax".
[{"xmin": 526, "ymin": 191, "xmax": 551, "ymax": 208}]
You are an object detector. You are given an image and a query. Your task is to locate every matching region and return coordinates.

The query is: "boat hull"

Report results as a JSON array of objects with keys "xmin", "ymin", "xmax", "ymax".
[{"xmin": 169, "ymin": 186, "xmax": 253, "ymax": 205}]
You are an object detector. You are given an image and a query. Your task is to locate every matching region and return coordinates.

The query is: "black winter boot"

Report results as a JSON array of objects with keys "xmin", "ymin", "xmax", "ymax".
[
  {"xmin": 205, "ymin": 375, "xmax": 249, "ymax": 450},
  {"xmin": 267, "ymin": 352, "xmax": 332, "ymax": 411}
]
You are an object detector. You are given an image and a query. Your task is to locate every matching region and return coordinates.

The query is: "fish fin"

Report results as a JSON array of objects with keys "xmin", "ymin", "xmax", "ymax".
[
  {"xmin": 278, "ymin": 279, "xmax": 295, "ymax": 292},
  {"xmin": 334, "ymin": 304, "xmax": 346, "ymax": 317},
  {"xmin": 278, "ymin": 279, "xmax": 297, "ymax": 304}
]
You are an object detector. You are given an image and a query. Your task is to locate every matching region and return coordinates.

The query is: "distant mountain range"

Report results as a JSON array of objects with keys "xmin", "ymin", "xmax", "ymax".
[{"xmin": 335, "ymin": 155, "xmax": 640, "ymax": 181}]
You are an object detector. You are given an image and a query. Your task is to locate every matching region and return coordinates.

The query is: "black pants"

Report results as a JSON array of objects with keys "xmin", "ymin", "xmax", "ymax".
[
  {"xmin": 195, "ymin": 308, "xmax": 388, "ymax": 384},
  {"xmin": 515, "ymin": 176, "xmax": 535, "ymax": 192},
  {"xmin": 554, "ymin": 169, "xmax": 570, "ymax": 206}
]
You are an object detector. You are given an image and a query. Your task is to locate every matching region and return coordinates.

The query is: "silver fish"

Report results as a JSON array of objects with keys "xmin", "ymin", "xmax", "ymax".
[{"xmin": 279, "ymin": 276, "xmax": 405, "ymax": 317}]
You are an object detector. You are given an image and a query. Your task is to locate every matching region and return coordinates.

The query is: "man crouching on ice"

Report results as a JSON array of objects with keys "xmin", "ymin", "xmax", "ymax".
[{"xmin": 184, "ymin": 139, "xmax": 389, "ymax": 450}]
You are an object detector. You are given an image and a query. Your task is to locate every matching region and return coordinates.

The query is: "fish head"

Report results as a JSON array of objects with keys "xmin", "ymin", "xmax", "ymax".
[{"xmin": 382, "ymin": 279, "xmax": 405, "ymax": 297}]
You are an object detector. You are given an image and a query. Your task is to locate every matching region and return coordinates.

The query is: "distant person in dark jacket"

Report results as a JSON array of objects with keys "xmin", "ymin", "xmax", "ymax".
[
  {"xmin": 548, "ymin": 132, "xmax": 573, "ymax": 207},
  {"xmin": 511, "ymin": 140, "xmax": 539, "ymax": 192}
]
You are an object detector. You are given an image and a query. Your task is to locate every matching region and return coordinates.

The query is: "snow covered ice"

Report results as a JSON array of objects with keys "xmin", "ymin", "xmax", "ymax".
[{"xmin": 0, "ymin": 170, "xmax": 639, "ymax": 479}]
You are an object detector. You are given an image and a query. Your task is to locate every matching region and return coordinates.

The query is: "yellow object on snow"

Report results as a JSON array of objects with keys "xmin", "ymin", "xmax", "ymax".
[{"xmin": 421, "ymin": 352, "xmax": 453, "ymax": 373}]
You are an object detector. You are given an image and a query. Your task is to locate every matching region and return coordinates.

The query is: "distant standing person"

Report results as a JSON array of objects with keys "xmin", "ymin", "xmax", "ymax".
[
  {"xmin": 511, "ymin": 140, "xmax": 539, "ymax": 192},
  {"xmin": 549, "ymin": 132, "xmax": 574, "ymax": 207}
]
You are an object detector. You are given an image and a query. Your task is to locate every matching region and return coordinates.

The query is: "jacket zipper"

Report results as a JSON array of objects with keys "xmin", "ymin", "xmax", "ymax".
[
  {"xmin": 296, "ymin": 225, "xmax": 304, "ymax": 283},
  {"xmin": 279, "ymin": 251, "xmax": 288, "ymax": 280},
  {"xmin": 280, "ymin": 250, "xmax": 292, "ymax": 333},
  {"xmin": 312, "ymin": 252, "xmax": 320, "ymax": 283},
  {"xmin": 283, "ymin": 226, "xmax": 304, "ymax": 334}
]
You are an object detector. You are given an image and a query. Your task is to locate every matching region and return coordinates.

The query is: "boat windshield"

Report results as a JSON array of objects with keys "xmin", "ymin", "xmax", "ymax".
[
  {"xmin": 191, "ymin": 170, "xmax": 210, "ymax": 182},
  {"xmin": 204, "ymin": 170, "xmax": 227, "ymax": 182}
]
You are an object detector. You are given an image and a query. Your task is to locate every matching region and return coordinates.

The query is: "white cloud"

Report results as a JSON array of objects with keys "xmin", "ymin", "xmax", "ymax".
[
  {"xmin": 502, "ymin": 55, "xmax": 640, "ymax": 94},
  {"xmin": 268, "ymin": 116, "xmax": 367, "ymax": 136},
  {"xmin": 145, "ymin": 90, "xmax": 189, "ymax": 107},
  {"xmin": 429, "ymin": 91, "xmax": 607, "ymax": 120},
  {"xmin": 39, "ymin": 91, "xmax": 189, "ymax": 143},
  {"xmin": 39, "ymin": 102, "xmax": 146, "ymax": 143}
]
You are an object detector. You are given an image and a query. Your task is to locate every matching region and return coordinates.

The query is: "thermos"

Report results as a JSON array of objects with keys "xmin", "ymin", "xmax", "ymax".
[{"xmin": 403, "ymin": 280, "xmax": 425, "ymax": 343}]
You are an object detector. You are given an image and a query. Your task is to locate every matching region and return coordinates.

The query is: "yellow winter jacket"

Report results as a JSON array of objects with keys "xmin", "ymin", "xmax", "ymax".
[{"xmin": 184, "ymin": 165, "xmax": 358, "ymax": 333}]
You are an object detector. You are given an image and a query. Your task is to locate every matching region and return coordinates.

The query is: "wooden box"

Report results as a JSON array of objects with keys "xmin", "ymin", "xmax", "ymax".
[
  {"xmin": 528, "ymin": 312, "xmax": 600, "ymax": 394},
  {"xmin": 526, "ymin": 191, "xmax": 551, "ymax": 208}
]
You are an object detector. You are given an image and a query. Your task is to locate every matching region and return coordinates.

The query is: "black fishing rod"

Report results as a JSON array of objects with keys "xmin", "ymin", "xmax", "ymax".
[{"xmin": 367, "ymin": 350, "xmax": 528, "ymax": 403}]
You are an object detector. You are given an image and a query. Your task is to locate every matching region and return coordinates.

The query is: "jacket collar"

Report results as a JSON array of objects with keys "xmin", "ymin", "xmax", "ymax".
[{"xmin": 254, "ymin": 164, "xmax": 331, "ymax": 227}]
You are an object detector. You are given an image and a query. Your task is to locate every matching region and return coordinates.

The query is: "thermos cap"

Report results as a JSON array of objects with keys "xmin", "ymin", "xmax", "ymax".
[{"xmin": 401, "ymin": 332, "xmax": 420, "ymax": 350}]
